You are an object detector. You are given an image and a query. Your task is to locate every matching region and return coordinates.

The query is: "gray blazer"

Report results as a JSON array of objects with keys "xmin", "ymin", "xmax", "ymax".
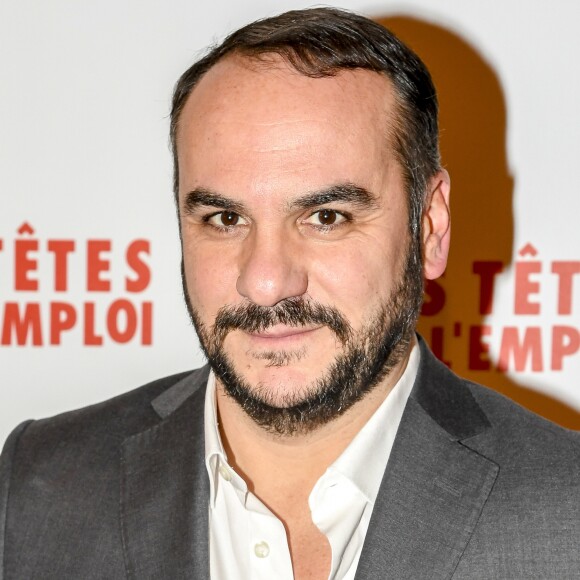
[{"xmin": 1, "ymin": 338, "xmax": 579, "ymax": 579}]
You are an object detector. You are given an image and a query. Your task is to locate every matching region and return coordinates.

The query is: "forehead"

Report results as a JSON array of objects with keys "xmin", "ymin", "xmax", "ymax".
[{"xmin": 176, "ymin": 55, "xmax": 401, "ymax": 197}]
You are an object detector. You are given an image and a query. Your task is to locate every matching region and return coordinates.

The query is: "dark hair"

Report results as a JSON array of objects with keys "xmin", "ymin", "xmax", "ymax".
[{"xmin": 170, "ymin": 7, "xmax": 440, "ymax": 239}]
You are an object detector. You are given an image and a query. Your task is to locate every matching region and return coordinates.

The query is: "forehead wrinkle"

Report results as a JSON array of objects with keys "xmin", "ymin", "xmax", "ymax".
[{"xmin": 202, "ymin": 117, "xmax": 337, "ymax": 156}]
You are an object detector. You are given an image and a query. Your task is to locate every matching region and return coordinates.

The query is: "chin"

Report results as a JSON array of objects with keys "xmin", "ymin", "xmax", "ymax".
[{"xmin": 234, "ymin": 355, "xmax": 331, "ymax": 407}]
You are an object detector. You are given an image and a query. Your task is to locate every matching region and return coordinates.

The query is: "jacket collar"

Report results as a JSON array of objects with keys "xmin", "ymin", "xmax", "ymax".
[
  {"xmin": 355, "ymin": 337, "xmax": 498, "ymax": 579},
  {"xmin": 412, "ymin": 336, "xmax": 491, "ymax": 440},
  {"xmin": 121, "ymin": 366, "xmax": 211, "ymax": 579}
]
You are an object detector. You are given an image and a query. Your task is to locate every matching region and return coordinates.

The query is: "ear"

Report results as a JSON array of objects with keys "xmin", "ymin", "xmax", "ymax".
[{"xmin": 423, "ymin": 168, "xmax": 451, "ymax": 280}]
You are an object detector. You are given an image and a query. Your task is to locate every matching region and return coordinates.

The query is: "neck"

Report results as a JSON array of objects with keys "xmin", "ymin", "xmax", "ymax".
[{"xmin": 215, "ymin": 338, "xmax": 414, "ymax": 507}]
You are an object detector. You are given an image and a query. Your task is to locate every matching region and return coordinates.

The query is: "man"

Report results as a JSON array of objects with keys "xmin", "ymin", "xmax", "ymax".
[{"xmin": 1, "ymin": 7, "xmax": 579, "ymax": 579}]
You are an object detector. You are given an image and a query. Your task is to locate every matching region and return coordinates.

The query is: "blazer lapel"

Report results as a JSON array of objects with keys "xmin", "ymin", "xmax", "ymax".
[
  {"xmin": 355, "ymin": 341, "xmax": 499, "ymax": 580},
  {"xmin": 120, "ymin": 366, "xmax": 211, "ymax": 580}
]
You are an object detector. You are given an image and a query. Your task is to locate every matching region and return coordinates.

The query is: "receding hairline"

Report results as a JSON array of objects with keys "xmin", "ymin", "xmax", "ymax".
[{"xmin": 173, "ymin": 51, "xmax": 407, "ymax": 170}]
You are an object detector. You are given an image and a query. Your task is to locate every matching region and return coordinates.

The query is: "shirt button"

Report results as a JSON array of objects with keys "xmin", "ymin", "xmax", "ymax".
[
  {"xmin": 218, "ymin": 464, "xmax": 232, "ymax": 481},
  {"xmin": 254, "ymin": 541, "xmax": 270, "ymax": 558}
]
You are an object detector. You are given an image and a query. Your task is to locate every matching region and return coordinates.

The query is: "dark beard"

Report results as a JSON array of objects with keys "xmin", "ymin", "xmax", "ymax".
[{"xmin": 182, "ymin": 238, "xmax": 423, "ymax": 436}]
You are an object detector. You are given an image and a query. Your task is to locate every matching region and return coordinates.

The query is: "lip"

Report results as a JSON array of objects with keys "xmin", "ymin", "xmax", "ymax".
[{"xmin": 246, "ymin": 325, "xmax": 322, "ymax": 341}]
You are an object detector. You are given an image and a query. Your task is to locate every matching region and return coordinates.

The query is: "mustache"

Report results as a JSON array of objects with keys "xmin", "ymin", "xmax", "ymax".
[{"xmin": 211, "ymin": 297, "xmax": 353, "ymax": 346}]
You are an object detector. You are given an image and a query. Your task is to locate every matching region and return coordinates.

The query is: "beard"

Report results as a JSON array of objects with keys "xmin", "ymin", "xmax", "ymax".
[{"xmin": 182, "ymin": 237, "xmax": 424, "ymax": 436}]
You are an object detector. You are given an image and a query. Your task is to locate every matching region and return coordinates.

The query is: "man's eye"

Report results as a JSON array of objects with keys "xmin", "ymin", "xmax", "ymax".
[
  {"xmin": 207, "ymin": 211, "xmax": 247, "ymax": 227},
  {"xmin": 306, "ymin": 209, "xmax": 346, "ymax": 227}
]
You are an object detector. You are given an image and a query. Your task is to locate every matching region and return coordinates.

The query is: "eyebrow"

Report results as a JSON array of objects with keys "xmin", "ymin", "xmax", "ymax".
[
  {"xmin": 288, "ymin": 183, "xmax": 380, "ymax": 212},
  {"xmin": 183, "ymin": 188, "xmax": 246, "ymax": 215}
]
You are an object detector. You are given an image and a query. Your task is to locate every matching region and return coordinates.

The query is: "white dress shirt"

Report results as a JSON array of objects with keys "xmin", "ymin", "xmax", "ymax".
[{"xmin": 205, "ymin": 343, "xmax": 420, "ymax": 579}]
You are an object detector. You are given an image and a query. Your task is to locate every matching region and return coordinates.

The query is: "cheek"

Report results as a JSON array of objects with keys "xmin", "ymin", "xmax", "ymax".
[
  {"xmin": 182, "ymin": 238, "xmax": 240, "ymax": 317},
  {"xmin": 310, "ymin": 241, "xmax": 399, "ymax": 314}
]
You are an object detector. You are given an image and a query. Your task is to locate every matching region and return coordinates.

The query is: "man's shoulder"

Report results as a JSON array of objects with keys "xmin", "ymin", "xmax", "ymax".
[
  {"xmin": 414, "ymin": 337, "xmax": 580, "ymax": 470},
  {"xmin": 413, "ymin": 340, "xmax": 580, "ymax": 500},
  {"xmin": 2, "ymin": 366, "xmax": 209, "ymax": 465},
  {"xmin": 411, "ymin": 344, "xmax": 580, "ymax": 561},
  {"xmin": 464, "ymin": 378, "xmax": 580, "ymax": 465},
  {"xmin": 0, "ymin": 368, "xmax": 210, "ymax": 577},
  {"xmin": 440, "ymin": 375, "xmax": 580, "ymax": 572}
]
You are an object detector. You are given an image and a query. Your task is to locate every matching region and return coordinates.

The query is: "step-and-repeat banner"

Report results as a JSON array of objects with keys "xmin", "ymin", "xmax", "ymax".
[{"xmin": 2, "ymin": 0, "xmax": 579, "ymax": 443}]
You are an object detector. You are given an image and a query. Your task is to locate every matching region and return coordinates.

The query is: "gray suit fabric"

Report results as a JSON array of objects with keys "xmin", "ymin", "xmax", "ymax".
[{"xmin": 1, "ymin": 338, "xmax": 579, "ymax": 579}]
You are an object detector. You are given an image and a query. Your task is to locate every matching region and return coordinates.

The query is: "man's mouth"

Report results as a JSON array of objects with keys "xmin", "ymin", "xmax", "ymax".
[
  {"xmin": 246, "ymin": 324, "xmax": 322, "ymax": 342},
  {"xmin": 209, "ymin": 297, "xmax": 354, "ymax": 348}
]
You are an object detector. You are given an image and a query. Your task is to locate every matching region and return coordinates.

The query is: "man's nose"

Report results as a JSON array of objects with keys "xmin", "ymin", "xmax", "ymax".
[{"xmin": 236, "ymin": 227, "xmax": 308, "ymax": 307}]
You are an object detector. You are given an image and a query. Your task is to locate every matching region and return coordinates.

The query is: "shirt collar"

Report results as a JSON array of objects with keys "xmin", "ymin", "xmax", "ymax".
[
  {"xmin": 326, "ymin": 340, "xmax": 420, "ymax": 503},
  {"xmin": 204, "ymin": 372, "xmax": 231, "ymax": 505}
]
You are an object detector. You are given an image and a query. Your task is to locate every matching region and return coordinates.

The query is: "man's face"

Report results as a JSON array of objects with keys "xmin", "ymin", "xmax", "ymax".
[{"xmin": 177, "ymin": 56, "xmax": 425, "ymax": 434}]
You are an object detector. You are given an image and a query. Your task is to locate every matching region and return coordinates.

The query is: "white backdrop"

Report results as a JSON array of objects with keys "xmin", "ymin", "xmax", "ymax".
[{"xmin": 2, "ymin": 0, "xmax": 579, "ymax": 444}]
